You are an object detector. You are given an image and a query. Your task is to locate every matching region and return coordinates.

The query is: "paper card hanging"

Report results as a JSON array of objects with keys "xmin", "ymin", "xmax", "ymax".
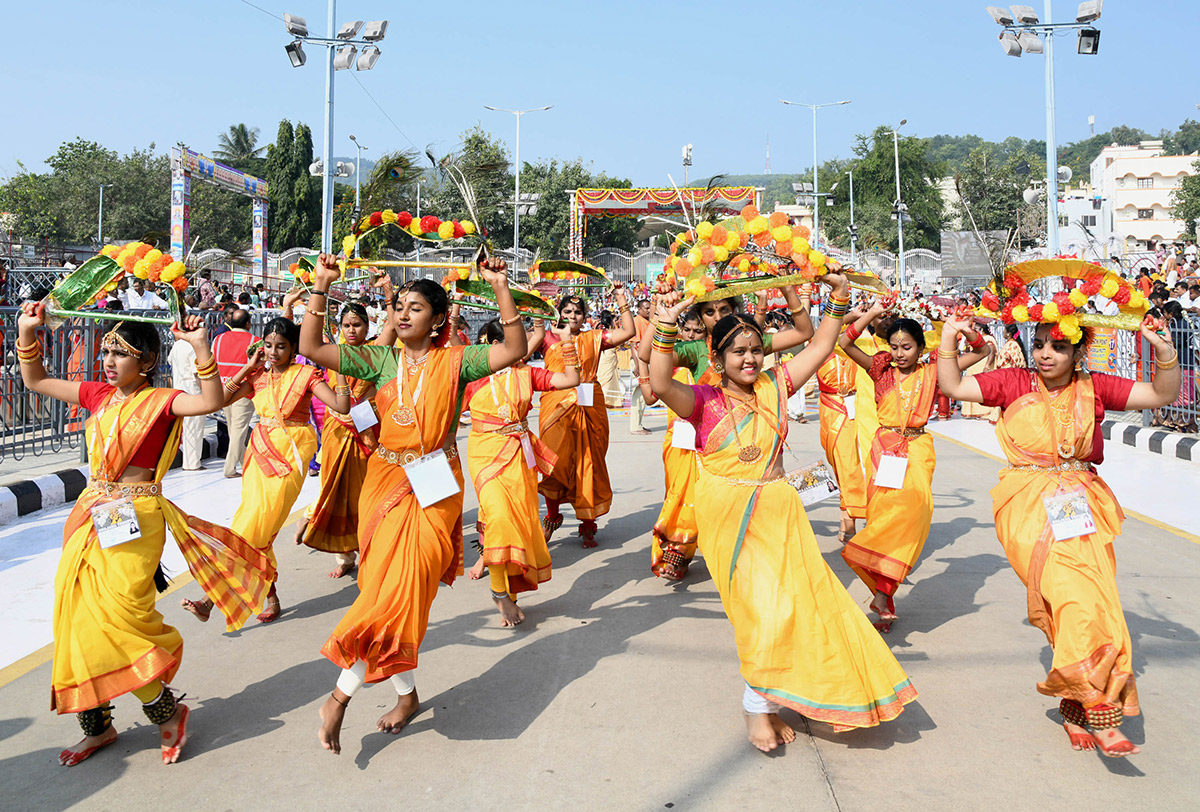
[
  {"xmin": 671, "ymin": 419, "xmax": 697, "ymax": 450},
  {"xmin": 873, "ymin": 453, "xmax": 908, "ymax": 489},
  {"xmin": 403, "ymin": 449, "xmax": 461, "ymax": 508},
  {"xmin": 349, "ymin": 399, "xmax": 379, "ymax": 432},
  {"xmin": 844, "ymin": 396, "xmax": 856, "ymax": 421},
  {"xmin": 91, "ymin": 497, "xmax": 143, "ymax": 549},
  {"xmin": 576, "ymin": 383, "xmax": 594, "ymax": 407},
  {"xmin": 1044, "ymin": 488, "xmax": 1097, "ymax": 541},
  {"xmin": 787, "ymin": 460, "xmax": 841, "ymax": 507},
  {"xmin": 519, "ymin": 433, "xmax": 537, "ymax": 469}
]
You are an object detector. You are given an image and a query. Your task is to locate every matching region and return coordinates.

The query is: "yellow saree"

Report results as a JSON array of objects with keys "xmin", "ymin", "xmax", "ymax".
[
  {"xmin": 691, "ymin": 370, "xmax": 917, "ymax": 729},
  {"xmin": 817, "ymin": 352, "xmax": 867, "ymax": 519},
  {"xmin": 651, "ymin": 367, "xmax": 700, "ymax": 577},
  {"xmin": 53, "ymin": 387, "xmax": 274, "ymax": 713}
]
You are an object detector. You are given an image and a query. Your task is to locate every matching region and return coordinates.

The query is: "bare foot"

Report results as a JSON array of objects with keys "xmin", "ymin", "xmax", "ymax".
[
  {"xmin": 377, "ymin": 691, "xmax": 419, "ymax": 734},
  {"xmin": 159, "ymin": 704, "xmax": 190, "ymax": 765},
  {"xmin": 493, "ymin": 594, "xmax": 526, "ymax": 627},
  {"xmin": 293, "ymin": 520, "xmax": 308, "ymax": 545},
  {"xmin": 180, "ymin": 597, "xmax": 213, "ymax": 623},
  {"xmin": 869, "ymin": 591, "xmax": 897, "ymax": 622},
  {"xmin": 630, "ymin": 428, "xmax": 651, "ymax": 435},
  {"xmin": 318, "ymin": 691, "xmax": 349, "ymax": 755},
  {"xmin": 838, "ymin": 516, "xmax": 856, "ymax": 544},
  {"xmin": 770, "ymin": 714, "xmax": 797, "ymax": 744},
  {"xmin": 580, "ymin": 529, "xmax": 598, "ymax": 549},
  {"xmin": 468, "ymin": 557, "xmax": 486, "ymax": 581},
  {"xmin": 1093, "ymin": 727, "xmax": 1140, "ymax": 758},
  {"xmin": 58, "ymin": 727, "xmax": 118, "ymax": 767},
  {"xmin": 1063, "ymin": 722, "xmax": 1096, "ymax": 752},
  {"xmin": 329, "ymin": 555, "xmax": 356, "ymax": 579},
  {"xmin": 257, "ymin": 594, "xmax": 281, "ymax": 624},
  {"xmin": 745, "ymin": 712, "xmax": 783, "ymax": 753}
]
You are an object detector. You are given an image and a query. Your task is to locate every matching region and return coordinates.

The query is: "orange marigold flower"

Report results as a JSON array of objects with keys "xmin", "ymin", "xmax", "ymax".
[{"xmin": 768, "ymin": 211, "xmax": 788, "ymax": 228}]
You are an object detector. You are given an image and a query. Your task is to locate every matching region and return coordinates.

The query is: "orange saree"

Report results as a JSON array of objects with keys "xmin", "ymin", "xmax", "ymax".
[
  {"xmin": 689, "ymin": 369, "xmax": 917, "ymax": 729},
  {"xmin": 651, "ymin": 367, "xmax": 700, "ymax": 577},
  {"xmin": 53, "ymin": 388, "xmax": 274, "ymax": 713},
  {"xmin": 989, "ymin": 372, "xmax": 1135, "ymax": 713},
  {"xmin": 538, "ymin": 330, "xmax": 612, "ymax": 522},
  {"xmin": 466, "ymin": 366, "xmax": 557, "ymax": 594},
  {"xmin": 817, "ymin": 352, "xmax": 866, "ymax": 519},
  {"xmin": 842, "ymin": 357, "xmax": 938, "ymax": 602}
]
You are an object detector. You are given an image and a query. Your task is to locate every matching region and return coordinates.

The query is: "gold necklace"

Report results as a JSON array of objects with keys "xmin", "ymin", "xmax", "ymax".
[
  {"xmin": 1048, "ymin": 383, "xmax": 1076, "ymax": 458},
  {"xmin": 722, "ymin": 388, "xmax": 761, "ymax": 463},
  {"xmin": 895, "ymin": 368, "xmax": 923, "ymax": 425}
]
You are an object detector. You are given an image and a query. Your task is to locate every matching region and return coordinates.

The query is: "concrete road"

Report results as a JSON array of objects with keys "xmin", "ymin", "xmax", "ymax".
[{"xmin": 1, "ymin": 409, "xmax": 1197, "ymax": 811}]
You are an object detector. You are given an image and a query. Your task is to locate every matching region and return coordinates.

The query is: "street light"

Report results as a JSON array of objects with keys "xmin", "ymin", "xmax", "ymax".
[
  {"xmin": 349, "ymin": 134, "xmax": 367, "ymax": 257},
  {"xmin": 484, "ymin": 104, "xmax": 553, "ymax": 272},
  {"xmin": 281, "ymin": 1, "xmax": 387, "ymax": 253},
  {"xmin": 97, "ymin": 183, "xmax": 112, "ymax": 246},
  {"xmin": 778, "ymin": 99, "xmax": 851, "ymax": 248},
  {"xmin": 682, "ymin": 144, "xmax": 693, "ymax": 186},
  {"xmin": 888, "ymin": 120, "xmax": 908, "ymax": 290},
  {"xmin": 986, "ymin": 1, "xmax": 1104, "ymax": 255}
]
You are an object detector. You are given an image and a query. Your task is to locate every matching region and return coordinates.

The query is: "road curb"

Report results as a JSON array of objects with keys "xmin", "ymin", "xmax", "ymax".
[
  {"xmin": 1101, "ymin": 419, "xmax": 1199, "ymax": 464},
  {"xmin": 0, "ymin": 434, "xmax": 222, "ymax": 527}
]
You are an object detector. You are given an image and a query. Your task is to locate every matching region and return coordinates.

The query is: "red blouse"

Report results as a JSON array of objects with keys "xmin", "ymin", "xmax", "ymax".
[
  {"xmin": 79, "ymin": 382, "xmax": 181, "ymax": 470},
  {"xmin": 463, "ymin": 366, "xmax": 557, "ymax": 404},
  {"xmin": 974, "ymin": 369, "xmax": 1134, "ymax": 464}
]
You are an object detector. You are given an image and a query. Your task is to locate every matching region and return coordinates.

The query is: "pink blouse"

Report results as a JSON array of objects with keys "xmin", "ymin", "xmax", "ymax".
[{"xmin": 683, "ymin": 367, "xmax": 795, "ymax": 450}]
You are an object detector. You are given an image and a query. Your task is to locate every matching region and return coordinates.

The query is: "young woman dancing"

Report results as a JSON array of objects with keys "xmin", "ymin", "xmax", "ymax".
[
  {"xmin": 299, "ymin": 254, "xmax": 527, "ymax": 755},
  {"xmin": 837, "ymin": 301, "xmax": 987, "ymax": 631},
  {"xmin": 938, "ymin": 313, "xmax": 1179, "ymax": 758},
  {"xmin": 816, "ymin": 346, "xmax": 867, "ymax": 543},
  {"xmin": 464, "ymin": 318, "xmax": 579, "ymax": 625},
  {"xmin": 16, "ymin": 304, "xmax": 274, "ymax": 766},
  {"xmin": 649, "ymin": 279, "xmax": 918, "ymax": 753},
  {"xmin": 185, "ymin": 312, "xmax": 349, "ymax": 623},
  {"xmin": 537, "ymin": 288, "xmax": 635, "ymax": 547}
]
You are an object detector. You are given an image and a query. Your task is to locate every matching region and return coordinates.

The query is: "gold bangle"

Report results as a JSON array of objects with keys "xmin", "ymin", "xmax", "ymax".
[
  {"xmin": 499, "ymin": 314, "xmax": 522, "ymax": 327},
  {"xmin": 788, "ymin": 306, "xmax": 806, "ymax": 315},
  {"xmin": 18, "ymin": 356, "xmax": 43, "ymax": 365},
  {"xmin": 224, "ymin": 380, "xmax": 240, "ymax": 392},
  {"xmin": 937, "ymin": 348, "xmax": 960, "ymax": 359},
  {"xmin": 335, "ymin": 385, "xmax": 352, "ymax": 395},
  {"xmin": 307, "ymin": 307, "xmax": 327, "ymax": 317},
  {"xmin": 198, "ymin": 368, "xmax": 220, "ymax": 380},
  {"xmin": 637, "ymin": 376, "xmax": 650, "ymax": 385},
  {"xmin": 15, "ymin": 339, "xmax": 39, "ymax": 353},
  {"xmin": 1156, "ymin": 353, "xmax": 1179, "ymax": 370}
]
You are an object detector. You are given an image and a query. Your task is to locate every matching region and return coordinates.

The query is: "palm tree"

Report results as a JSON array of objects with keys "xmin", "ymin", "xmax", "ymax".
[{"xmin": 214, "ymin": 124, "xmax": 266, "ymax": 165}]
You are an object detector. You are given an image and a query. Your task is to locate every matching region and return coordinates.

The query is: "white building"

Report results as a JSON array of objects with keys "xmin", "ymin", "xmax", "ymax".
[{"xmin": 1090, "ymin": 140, "xmax": 1197, "ymax": 252}]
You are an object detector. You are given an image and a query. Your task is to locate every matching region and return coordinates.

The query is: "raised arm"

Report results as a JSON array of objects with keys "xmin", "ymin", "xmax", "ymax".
[
  {"xmin": 546, "ymin": 324, "xmax": 580, "ymax": 389},
  {"xmin": 838, "ymin": 298, "xmax": 888, "ymax": 370},
  {"xmin": 311, "ymin": 376, "xmax": 351, "ymax": 414},
  {"xmin": 525, "ymin": 319, "xmax": 546, "ymax": 359},
  {"xmin": 298, "ymin": 254, "xmax": 347, "ymax": 371},
  {"xmin": 648, "ymin": 292, "xmax": 698, "ymax": 418},
  {"xmin": 936, "ymin": 315, "xmax": 986, "ymax": 402},
  {"xmin": 222, "ymin": 347, "xmax": 263, "ymax": 405},
  {"xmin": 781, "ymin": 274, "xmax": 850, "ymax": 387},
  {"xmin": 602, "ymin": 283, "xmax": 636, "ymax": 347},
  {"xmin": 479, "ymin": 258, "xmax": 529, "ymax": 372},
  {"xmin": 169, "ymin": 315, "xmax": 227, "ymax": 417},
  {"xmin": 633, "ymin": 351, "xmax": 660, "ymax": 406},
  {"xmin": 372, "ymin": 271, "xmax": 398, "ymax": 347},
  {"xmin": 15, "ymin": 301, "xmax": 82, "ymax": 404},
  {"xmin": 446, "ymin": 292, "xmax": 465, "ymax": 346},
  {"xmin": 767, "ymin": 285, "xmax": 816, "ymax": 353},
  {"xmin": 1124, "ymin": 320, "xmax": 1182, "ymax": 410}
]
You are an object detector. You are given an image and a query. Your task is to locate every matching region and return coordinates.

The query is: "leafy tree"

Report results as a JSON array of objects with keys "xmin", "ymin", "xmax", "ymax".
[
  {"xmin": 423, "ymin": 125, "xmax": 513, "ymax": 250},
  {"xmin": 214, "ymin": 123, "xmax": 266, "ymax": 168},
  {"xmin": 951, "ymin": 146, "xmax": 1043, "ymax": 243},
  {"xmin": 264, "ymin": 120, "xmax": 296, "ymax": 251},
  {"xmin": 1170, "ymin": 159, "xmax": 1200, "ymax": 240},
  {"xmin": 1164, "ymin": 119, "xmax": 1200, "ymax": 157},
  {"xmin": 519, "ymin": 158, "xmax": 639, "ymax": 257},
  {"xmin": 290, "ymin": 124, "xmax": 322, "ymax": 249}
]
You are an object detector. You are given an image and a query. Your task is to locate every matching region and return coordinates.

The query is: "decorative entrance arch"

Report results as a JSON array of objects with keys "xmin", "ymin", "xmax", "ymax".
[{"xmin": 170, "ymin": 146, "xmax": 268, "ymax": 279}]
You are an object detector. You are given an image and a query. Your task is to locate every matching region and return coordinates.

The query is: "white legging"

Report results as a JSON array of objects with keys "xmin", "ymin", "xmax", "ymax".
[
  {"xmin": 742, "ymin": 683, "xmax": 781, "ymax": 715},
  {"xmin": 335, "ymin": 661, "xmax": 416, "ymax": 698}
]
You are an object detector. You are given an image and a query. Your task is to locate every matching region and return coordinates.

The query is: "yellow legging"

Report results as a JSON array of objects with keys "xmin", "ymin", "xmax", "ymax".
[
  {"xmin": 488, "ymin": 566, "xmax": 516, "ymax": 601},
  {"xmin": 130, "ymin": 679, "xmax": 163, "ymax": 705}
]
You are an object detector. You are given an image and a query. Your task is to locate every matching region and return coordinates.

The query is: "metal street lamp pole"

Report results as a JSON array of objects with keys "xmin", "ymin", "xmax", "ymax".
[
  {"xmin": 847, "ymin": 170, "xmax": 857, "ymax": 266},
  {"xmin": 892, "ymin": 120, "xmax": 908, "ymax": 290},
  {"xmin": 779, "ymin": 100, "xmax": 850, "ymax": 247},
  {"xmin": 1044, "ymin": 0, "xmax": 1060, "ymax": 255},
  {"xmin": 349, "ymin": 134, "xmax": 367, "ymax": 257},
  {"xmin": 484, "ymin": 105, "xmax": 553, "ymax": 273},
  {"xmin": 319, "ymin": 0, "xmax": 336, "ymax": 253}
]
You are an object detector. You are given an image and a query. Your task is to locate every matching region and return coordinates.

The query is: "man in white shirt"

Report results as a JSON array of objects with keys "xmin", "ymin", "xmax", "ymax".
[{"xmin": 125, "ymin": 278, "xmax": 169, "ymax": 309}]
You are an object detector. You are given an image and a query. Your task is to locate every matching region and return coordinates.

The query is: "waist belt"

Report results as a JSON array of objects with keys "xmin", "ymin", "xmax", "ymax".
[
  {"xmin": 1003, "ymin": 460, "xmax": 1094, "ymax": 473},
  {"xmin": 481, "ymin": 420, "xmax": 530, "ymax": 437},
  {"xmin": 374, "ymin": 443, "xmax": 459, "ymax": 467},
  {"xmin": 259, "ymin": 418, "xmax": 310, "ymax": 429},
  {"xmin": 88, "ymin": 479, "xmax": 163, "ymax": 497},
  {"xmin": 880, "ymin": 425, "xmax": 926, "ymax": 438}
]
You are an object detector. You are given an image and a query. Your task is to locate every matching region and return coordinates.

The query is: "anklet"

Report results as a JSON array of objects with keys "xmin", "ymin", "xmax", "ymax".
[
  {"xmin": 331, "ymin": 692, "xmax": 349, "ymax": 708},
  {"xmin": 491, "ymin": 589, "xmax": 510, "ymax": 600}
]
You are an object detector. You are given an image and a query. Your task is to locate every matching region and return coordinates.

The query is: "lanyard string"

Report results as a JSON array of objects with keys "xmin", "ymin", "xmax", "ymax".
[
  {"xmin": 892, "ymin": 365, "xmax": 924, "ymax": 430},
  {"xmin": 93, "ymin": 385, "xmax": 148, "ymax": 480},
  {"xmin": 488, "ymin": 367, "xmax": 511, "ymax": 415},
  {"xmin": 400, "ymin": 350, "xmax": 428, "ymax": 455}
]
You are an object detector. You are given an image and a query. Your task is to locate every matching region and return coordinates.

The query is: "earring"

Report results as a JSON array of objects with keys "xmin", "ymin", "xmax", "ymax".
[{"xmin": 713, "ymin": 361, "xmax": 724, "ymax": 373}]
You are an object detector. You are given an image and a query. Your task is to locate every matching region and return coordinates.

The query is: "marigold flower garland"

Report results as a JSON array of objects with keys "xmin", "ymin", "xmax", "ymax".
[{"xmin": 341, "ymin": 209, "xmax": 476, "ymax": 257}]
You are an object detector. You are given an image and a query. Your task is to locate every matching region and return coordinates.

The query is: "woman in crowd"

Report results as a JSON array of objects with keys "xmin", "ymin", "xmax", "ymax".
[
  {"xmin": 816, "ymin": 344, "xmax": 867, "ymax": 543},
  {"xmin": 300, "ymin": 254, "xmax": 527, "ymax": 755},
  {"xmin": 538, "ymin": 288, "xmax": 635, "ymax": 548},
  {"xmin": 938, "ymin": 312, "xmax": 1179, "ymax": 758},
  {"xmin": 185, "ymin": 307, "xmax": 349, "ymax": 623},
  {"xmin": 464, "ymin": 318, "xmax": 579, "ymax": 625},
  {"xmin": 838, "ymin": 300, "xmax": 988, "ymax": 631},
  {"xmin": 295, "ymin": 295, "xmax": 396, "ymax": 577},
  {"xmin": 997, "ymin": 322, "xmax": 1028, "ymax": 370},
  {"xmin": 16, "ymin": 304, "xmax": 273, "ymax": 766},
  {"xmin": 960, "ymin": 329, "xmax": 999, "ymax": 422},
  {"xmin": 648, "ymin": 277, "xmax": 918, "ymax": 753}
]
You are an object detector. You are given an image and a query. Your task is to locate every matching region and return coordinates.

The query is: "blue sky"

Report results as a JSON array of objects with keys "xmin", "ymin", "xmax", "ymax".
[{"xmin": 2, "ymin": 0, "xmax": 1196, "ymax": 186}]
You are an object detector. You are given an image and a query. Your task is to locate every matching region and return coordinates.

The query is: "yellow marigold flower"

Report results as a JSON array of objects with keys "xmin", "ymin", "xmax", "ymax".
[
  {"xmin": 382, "ymin": 209, "xmax": 398, "ymax": 225},
  {"xmin": 462, "ymin": 220, "xmax": 476, "ymax": 235},
  {"xmin": 688, "ymin": 248, "xmax": 703, "ymax": 266},
  {"xmin": 714, "ymin": 246, "xmax": 729, "ymax": 262},
  {"xmin": 1099, "ymin": 278, "xmax": 1119, "ymax": 298},
  {"xmin": 1041, "ymin": 301, "xmax": 1060, "ymax": 321},
  {"xmin": 808, "ymin": 250, "xmax": 826, "ymax": 268},
  {"xmin": 1068, "ymin": 288, "xmax": 1087, "ymax": 308},
  {"xmin": 696, "ymin": 221, "xmax": 714, "ymax": 240},
  {"xmin": 1012, "ymin": 305, "xmax": 1030, "ymax": 322},
  {"xmin": 437, "ymin": 221, "xmax": 455, "ymax": 240},
  {"xmin": 794, "ymin": 237, "xmax": 810, "ymax": 254},
  {"xmin": 770, "ymin": 225, "xmax": 792, "ymax": 242}
]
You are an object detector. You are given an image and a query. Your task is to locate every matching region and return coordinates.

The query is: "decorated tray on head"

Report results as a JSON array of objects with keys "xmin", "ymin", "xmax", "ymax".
[
  {"xmin": 528, "ymin": 260, "xmax": 612, "ymax": 290},
  {"xmin": 41, "ymin": 242, "xmax": 189, "ymax": 328},
  {"xmin": 441, "ymin": 263, "xmax": 559, "ymax": 321},
  {"xmin": 974, "ymin": 258, "xmax": 1150, "ymax": 342},
  {"xmin": 662, "ymin": 205, "xmax": 888, "ymax": 302}
]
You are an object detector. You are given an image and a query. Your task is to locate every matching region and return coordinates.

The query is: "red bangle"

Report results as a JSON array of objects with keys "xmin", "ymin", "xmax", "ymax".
[
  {"xmin": 967, "ymin": 332, "xmax": 985, "ymax": 349},
  {"xmin": 845, "ymin": 323, "xmax": 862, "ymax": 342}
]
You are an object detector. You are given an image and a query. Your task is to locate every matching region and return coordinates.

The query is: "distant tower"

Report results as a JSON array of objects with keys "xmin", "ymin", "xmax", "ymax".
[{"xmin": 765, "ymin": 136, "xmax": 771, "ymax": 175}]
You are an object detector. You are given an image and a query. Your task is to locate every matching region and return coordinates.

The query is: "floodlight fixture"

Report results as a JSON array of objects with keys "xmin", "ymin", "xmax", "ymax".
[
  {"xmin": 337, "ymin": 21, "xmax": 363, "ymax": 40},
  {"xmin": 285, "ymin": 40, "xmax": 306, "ymax": 67},
  {"xmin": 1017, "ymin": 30, "xmax": 1044, "ymax": 54},
  {"xmin": 1023, "ymin": 188, "xmax": 1044, "ymax": 206},
  {"xmin": 986, "ymin": 5, "xmax": 1014, "ymax": 24},
  {"xmin": 309, "ymin": 160, "xmax": 324, "ymax": 176},
  {"xmin": 999, "ymin": 31, "xmax": 1022, "ymax": 56},
  {"xmin": 1010, "ymin": 5, "xmax": 1039, "ymax": 24},
  {"xmin": 333, "ymin": 45, "xmax": 357, "ymax": 71},
  {"xmin": 1077, "ymin": 28, "xmax": 1101, "ymax": 54},
  {"xmin": 356, "ymin": 45, "xmax": 381, "ymax": 71},
  {"xmin": 283, "ymin": 13, "xmax": 308, "ymax": 37},
  {"xmin": 1075, "ymin": 0, "xmax": 1103, "ymax": 23},
  {"xmin": 336, "ymin": 161, "xmax": 354, "ymax": 177},
  {"xmin": 1057, "ymin": 166, "xmax": 1073, "ymax": 184},
  {"xmin": 361, "ymin": 20, "xmax": 388, "ymax": 41}
]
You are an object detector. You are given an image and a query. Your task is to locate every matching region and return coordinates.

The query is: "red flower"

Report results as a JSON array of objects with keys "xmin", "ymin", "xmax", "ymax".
[
  {"xmin": 1003, "ymin": 274, "xmax": 1023, "ymax": 292},
  {"xmin": 1050, "ymin": 324, "xmax": 1066, "ymax": 341},
  {"xmin": 452, "ymin": 222, "xmax": 465, "ymax": 239},
  {"xmin": 369, "ymin": 211, "xmax": 384, "ymax": 227},
  {"xmin": 1028, "ymin": 303, "xmax": 1044, "ymax": 321},
  {"xmin": 1052, "ymin": 291, "xmax": 1075, "ymax": 315},
  {"xmin": 419, "ymin": 215, "xmax": 440, "ymax": 234},
  {"xmin": 1112, "ymin": 286, "xmax": 1131, "ymax": 305},
  {"xmin": 981, "ymin": 291, "xmax": 1000, "ymax": 311},
  {"xmin": 1080, "ymin": 277, "xmax": 1102, "ymax": 296},
  {"xmin": 1001, "ymin": 301, "xmax": 1016, "ymax": 321},
  {"xmin": 396, "ymin": 210, "xmax": 413, "ymax": 228},
  {"xmin": 1012, "ymin": 288, "xmax": 1030, "ymax": 305}
]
